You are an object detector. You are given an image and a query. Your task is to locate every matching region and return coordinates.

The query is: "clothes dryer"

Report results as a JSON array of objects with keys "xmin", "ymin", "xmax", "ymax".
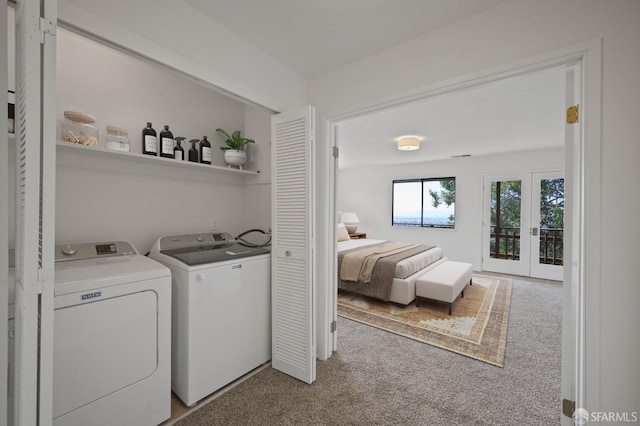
[{"xmin": 6, "ymin": 241, "xmax": 171, "ymax": 426}]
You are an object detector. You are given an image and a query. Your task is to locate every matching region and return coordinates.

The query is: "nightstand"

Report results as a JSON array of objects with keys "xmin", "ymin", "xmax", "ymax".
[{"xmin": 348, "ymin": 232, "xmax": 367, "ymax": 239}]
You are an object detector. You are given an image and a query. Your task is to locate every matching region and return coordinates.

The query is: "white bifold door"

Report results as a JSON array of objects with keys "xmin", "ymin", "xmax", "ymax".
[
  {"xmin": 271, "ymin": 106, "xmax": 316, "ymax": 384},
  {"xmin": 1, "ymin": 1, "xmax": 9, "ymax": 423},
  {"xmin": 11, "ymin": 0, "xmax": 58, "ymax": 424}
]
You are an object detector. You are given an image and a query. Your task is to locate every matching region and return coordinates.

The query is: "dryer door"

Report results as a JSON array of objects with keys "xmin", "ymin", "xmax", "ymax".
[{"xmin": 52, "ymin": 290, "xmax": 158, "ymax": 419}]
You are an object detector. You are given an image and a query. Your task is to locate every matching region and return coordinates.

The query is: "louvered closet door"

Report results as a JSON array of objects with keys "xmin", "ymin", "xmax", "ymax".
[
  {"xmin": 14, "ymin": 0, "xmax": 57, "ymax": 424},
  {"xmin": 271, "ymin": 106, "xmax": 316, "ymax": 384},
  {"xmin": 1, "ymin": 1, "xmax": 9, "ymax": 423}
]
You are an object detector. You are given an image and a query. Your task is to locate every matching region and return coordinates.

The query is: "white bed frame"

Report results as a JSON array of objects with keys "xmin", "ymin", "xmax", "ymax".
[{"xmin": 338, "ymin": 238, "xmax": 447, "ymax": 305}]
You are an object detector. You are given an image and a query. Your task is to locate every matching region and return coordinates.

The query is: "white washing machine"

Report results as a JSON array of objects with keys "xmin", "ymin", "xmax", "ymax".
[
  {"xmin": 149, "ymin": 231, "xmax": 271, "ymax": 407},
  {"xmin": 6, "ymin": 241, "xmax": 171, "ymax": 426}
]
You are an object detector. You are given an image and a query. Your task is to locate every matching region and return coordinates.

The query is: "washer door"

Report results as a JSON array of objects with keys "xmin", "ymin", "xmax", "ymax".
[{"xmin": 53, "ymin": 290, "xmax": 158, "ymax": 419}]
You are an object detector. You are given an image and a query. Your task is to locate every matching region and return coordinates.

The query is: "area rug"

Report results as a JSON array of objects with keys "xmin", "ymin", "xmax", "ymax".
[{"xmin": 337, "ymin": 274, "xmax": 512, "ymax": 367}]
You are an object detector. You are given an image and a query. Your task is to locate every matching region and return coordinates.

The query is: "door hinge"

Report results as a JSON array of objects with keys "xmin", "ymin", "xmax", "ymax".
[
  {"xmin": 39, "ymin": 16, "xmax": 56, "ymax": 44},
  {"xmin": 332, "ymin": 146, "xmax": 339, "ymax": 158},
  {"xmin": 562, "ymin": 399, "xmax": 576, "ymax": 418},
  {"xmin": 566, "ymin": 105, "xmax": 579, "ymax": 124},
  {"xmin": 330, "ymin": 320, "xmax": 337, "ymax": 332}
]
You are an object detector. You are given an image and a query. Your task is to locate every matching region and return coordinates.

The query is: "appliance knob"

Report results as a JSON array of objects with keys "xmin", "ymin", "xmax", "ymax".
[
  {"xmin": 196, "ymin": 273, "xmax": 205, "ymax": 283},
  {"xmin": 62, "ymin": 244, "xmax": 77, "ymax": 256}
]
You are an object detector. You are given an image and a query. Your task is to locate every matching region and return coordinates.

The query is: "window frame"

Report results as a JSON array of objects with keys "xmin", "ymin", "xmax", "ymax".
[{"xmin": 392, "ymin": 177, "xmax": 456, "ymax": 229}]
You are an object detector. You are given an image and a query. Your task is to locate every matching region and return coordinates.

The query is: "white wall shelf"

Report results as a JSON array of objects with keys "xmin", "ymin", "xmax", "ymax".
[{"xmin": 56, "ymin": 141, "xmax": 260, "ymax": 177}]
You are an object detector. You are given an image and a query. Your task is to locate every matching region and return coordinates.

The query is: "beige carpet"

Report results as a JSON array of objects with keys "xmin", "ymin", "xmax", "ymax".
[{"xmin": 337, "ymin": 274, "xmax": 512, "ymax": 367}]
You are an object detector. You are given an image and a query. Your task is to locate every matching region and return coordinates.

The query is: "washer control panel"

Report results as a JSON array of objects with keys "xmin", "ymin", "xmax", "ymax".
[
  {"xmin": 157, "ymin": 232, "xmax": 235, "ymax": 251},
  {"xmin": 55, "ymin": 241, "xmax": 137, "ymax": 262}
]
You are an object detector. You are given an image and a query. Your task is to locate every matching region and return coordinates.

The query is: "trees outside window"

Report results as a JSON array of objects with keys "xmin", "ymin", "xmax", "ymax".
[{"xmin": 392, "ymin": 177, "xmax": 456, "ymax": 228}]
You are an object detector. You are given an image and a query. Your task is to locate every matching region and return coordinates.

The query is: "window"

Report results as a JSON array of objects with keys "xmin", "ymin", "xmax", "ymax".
[{"xmin": 392, "ymin": 177, "xmax": 456, "ymax": 228}]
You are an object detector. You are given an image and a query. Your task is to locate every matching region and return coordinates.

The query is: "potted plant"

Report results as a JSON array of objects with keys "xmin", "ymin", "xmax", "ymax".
[{"xmin": 216, "ymin": 128, "xmax": 255, "ymax": 169}]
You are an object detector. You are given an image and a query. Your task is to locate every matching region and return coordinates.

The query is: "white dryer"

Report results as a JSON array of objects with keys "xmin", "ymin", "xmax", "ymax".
[
  {"xmin": 149, "ymin": 232, "xmax": 271, "ymax": 407},
  {"xmin": 6, "ymin": 241, "xmax": 171, "ymax": 426}
]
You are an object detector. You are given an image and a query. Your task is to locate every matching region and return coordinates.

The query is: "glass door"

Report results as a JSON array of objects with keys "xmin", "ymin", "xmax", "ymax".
[
  {"xmin": 530, "ymin": 172, "xmax": 565, "ymax": 280},
  {"xmin": 482, "ymin": 174, "xmax": 532, "ymax": 276},
  {"xmin": 483, "ymin": 172, "xmax": 564, "ymax": 280}
]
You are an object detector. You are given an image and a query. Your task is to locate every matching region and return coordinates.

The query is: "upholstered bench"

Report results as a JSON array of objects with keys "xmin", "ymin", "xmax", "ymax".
[{"xmin": 415, "ymin": 260, "xmax": 473, "ymax": 315}]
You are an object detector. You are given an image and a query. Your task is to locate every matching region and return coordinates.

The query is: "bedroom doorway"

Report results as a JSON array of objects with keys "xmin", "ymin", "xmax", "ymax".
[
  {"xmin": 322, "ymin": 40, "xmax": 602, "ymax": 421},
  {"xmin": 482, "ymin": 171, "xmax": 564, "ymax": 281}
]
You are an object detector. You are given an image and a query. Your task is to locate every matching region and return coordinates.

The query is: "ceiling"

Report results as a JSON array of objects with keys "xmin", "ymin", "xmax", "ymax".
[
  {"xmin": 182, "ymin": 0, "xmax": 509, "ymax": 78},
  {"xmin": 337, "ymin": 66, "xmax": 566, "ymax": 169},
  {"xmin": 181, "ymin": 0, "xmax": 565, "ymax": 169}
]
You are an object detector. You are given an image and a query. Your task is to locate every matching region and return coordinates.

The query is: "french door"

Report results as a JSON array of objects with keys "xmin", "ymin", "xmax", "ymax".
[{"xmin": 483, "ymin": 171, "xmax": 564, "ymax": 280}]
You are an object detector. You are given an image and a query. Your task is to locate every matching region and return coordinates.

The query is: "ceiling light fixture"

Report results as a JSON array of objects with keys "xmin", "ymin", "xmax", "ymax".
[{"xmin": 395, "ymin": 136, "xmax": 422, "ymax": 151}]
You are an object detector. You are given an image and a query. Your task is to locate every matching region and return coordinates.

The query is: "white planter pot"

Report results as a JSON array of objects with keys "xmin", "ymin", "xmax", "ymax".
[{"xmin": 224, "ymin": 150, "xmax": 247, "ymax": 169}]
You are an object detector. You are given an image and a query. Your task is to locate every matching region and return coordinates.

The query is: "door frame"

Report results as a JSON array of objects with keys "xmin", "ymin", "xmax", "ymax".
[{"xmin": 320, "ymin": 39, "xmax": 602, "ymax": 418}]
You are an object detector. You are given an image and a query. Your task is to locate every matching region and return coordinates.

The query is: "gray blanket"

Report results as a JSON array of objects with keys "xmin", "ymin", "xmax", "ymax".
[{"xmin": 338, "ymin": 242, "xmax": 434, "ymax": 302}]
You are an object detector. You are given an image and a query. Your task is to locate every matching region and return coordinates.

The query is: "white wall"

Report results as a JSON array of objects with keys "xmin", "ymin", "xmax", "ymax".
[
  {"xmin": 8, "ymin": 17, "xmax": 273, "ymax": 254},
  {"xmin": 56, "ymin": 28, "xmax": 245, "ymax": 166},
  {"xmin": 338, "ymin": 148, "xmax": 564, "ymax": 270},
  {"xmin": 243, "ymin": 104, "xmax": 273, "ymax": 233},
  {"xmin": 58, "ymin": 0, "xmax": 308, "ymax": 112},
  {"xmin": 54, "ymin": 29, "xmax": 273, "ymax": 253},
  {"xmin": 312, "ymin": 0, "xmax": 640, "ymax": 415}
]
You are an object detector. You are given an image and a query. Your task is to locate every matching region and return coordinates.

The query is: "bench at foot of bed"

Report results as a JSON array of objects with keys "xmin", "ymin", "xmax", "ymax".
[{"xmin": 415, "ymin": 260, "xmax": 473, "ymax": 315}]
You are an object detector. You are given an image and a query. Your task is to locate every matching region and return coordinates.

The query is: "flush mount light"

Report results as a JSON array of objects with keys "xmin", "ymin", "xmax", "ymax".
[{"xmin": 395, "ymin": 135, "xmax": 423, "ymax": 151}]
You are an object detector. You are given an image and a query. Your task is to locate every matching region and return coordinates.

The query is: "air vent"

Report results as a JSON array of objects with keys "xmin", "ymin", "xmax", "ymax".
[{"xmin": 451, "ymin": 154, "xmax": 471, "ymax": 158}]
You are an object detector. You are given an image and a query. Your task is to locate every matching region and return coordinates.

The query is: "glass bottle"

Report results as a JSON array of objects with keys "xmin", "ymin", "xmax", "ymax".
[
  {"xmin": 159, "ymin": 125, "xmax": 174, "ymax": 158},
  {"xmin": 142, "ymin": 122, "xmax": 157, "ymax": 156},
  {"xmin": 174, "ymin": 137, "xmax": 185, "ymax": 161},
  {"xmin": 188, "ymin": 139, "xmax": 199, "ymax": 163},
  {"xmin": 200, "ymin": 135, "xmax": 212, "ymax": 164}
]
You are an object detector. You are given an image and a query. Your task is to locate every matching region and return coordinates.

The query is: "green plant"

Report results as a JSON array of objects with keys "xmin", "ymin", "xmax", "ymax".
[{"xmin": 216, "ymin": 128, "xmax": 255, "ymax": 151}]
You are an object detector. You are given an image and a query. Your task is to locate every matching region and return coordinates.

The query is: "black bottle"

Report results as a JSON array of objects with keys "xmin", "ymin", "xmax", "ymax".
[
  {"xmin": 200, "ymin": 135, "xmax": 212, "ymax": 164},
  {"xmin": 188, "ymin": 139, "xmax": 199, "ymax": 163},
  {"xmin": 174, "ymin": 137, "xmax": 185, "ymax": 161},
  {"xmin": 159, "ymin": 125, "xmax": 174, "ymax": 158},
  {"xmin": 142, "ymin": 122, "xmax": 157, "ymax": 156}
]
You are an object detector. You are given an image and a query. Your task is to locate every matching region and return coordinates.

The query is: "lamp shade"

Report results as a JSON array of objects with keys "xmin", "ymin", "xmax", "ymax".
[
  {"xmin": 342, "ymin": 212, "xmax": 360, "ymax": 233},
  {"xmin": 397, "ymin": 137, "xmax": 420, "ymax": 151}
]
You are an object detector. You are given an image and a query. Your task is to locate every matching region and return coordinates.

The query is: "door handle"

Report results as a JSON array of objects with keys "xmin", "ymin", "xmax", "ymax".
[{"xmin": 531, "ymin": 227, "xmax": 539, "ymax": 236}]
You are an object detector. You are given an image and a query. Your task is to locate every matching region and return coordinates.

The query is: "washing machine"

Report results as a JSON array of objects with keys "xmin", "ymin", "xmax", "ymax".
[
  {"xmin": 6, "ymin": 241, "xmax": 171, "ymax": 426},
  {"xmin": 149, "ymin": 231, "xmax": 271, "ymax": 407}
]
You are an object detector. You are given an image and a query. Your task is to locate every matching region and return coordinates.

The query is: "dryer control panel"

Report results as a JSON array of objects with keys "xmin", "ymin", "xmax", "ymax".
[{"xmin": 55, "ymin": 241, "xmax": 137, "ymax": 262}]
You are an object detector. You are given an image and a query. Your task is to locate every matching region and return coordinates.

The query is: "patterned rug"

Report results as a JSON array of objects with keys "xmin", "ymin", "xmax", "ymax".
[{"xmin": 337, "ymin": 274, "xmax": 512, "ymax": 367}]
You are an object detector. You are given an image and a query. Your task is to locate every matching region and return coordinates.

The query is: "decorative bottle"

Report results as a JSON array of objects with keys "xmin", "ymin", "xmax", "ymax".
[
  {"xmin": 188, "ymin": 139, "xmax": 199, "ymax": 163},
  {"xmin": 200, "ymin": 135, "xmax": 212, "ymax": 164},
  {"xmin": 142, "ymin": 122, "xmax": 157, "ymax": 156},
  {"xmin": 174, "ymin": 137, "xmax": 185, "ymax": 161},
  {"xmin": 159, "ymin": 125, "xmax": 174, "ymax": 158}
]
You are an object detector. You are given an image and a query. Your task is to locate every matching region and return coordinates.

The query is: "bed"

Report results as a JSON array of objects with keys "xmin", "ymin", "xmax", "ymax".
[{"xmin": 338, "ymin": 237, "xmax": 446, "ymax": 305}]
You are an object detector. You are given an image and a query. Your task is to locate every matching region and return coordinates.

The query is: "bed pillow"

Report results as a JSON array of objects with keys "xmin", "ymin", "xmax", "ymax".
[{"xmin": 337, "ymin": 223, "xmax": 350, "ymax": 242}]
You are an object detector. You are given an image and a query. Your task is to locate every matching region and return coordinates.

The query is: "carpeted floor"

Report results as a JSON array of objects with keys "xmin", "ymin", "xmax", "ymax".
[
  {"xmin": 338, "ymin": 274, "xmax": 512, "ymax": 367},
  {"xmin": 172, "ymin": 275, "xmax": 562, "ymax": 425}
]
